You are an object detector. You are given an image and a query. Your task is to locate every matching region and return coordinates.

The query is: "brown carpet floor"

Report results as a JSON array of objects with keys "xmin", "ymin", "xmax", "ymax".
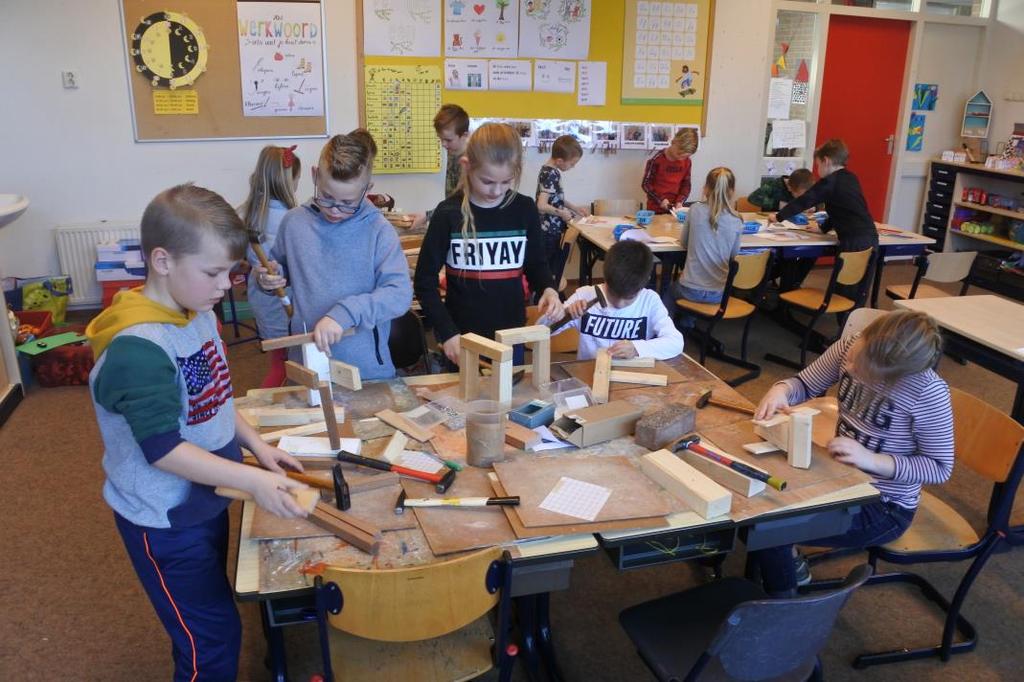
[{"xmin": 1, "ymin": 262, "xmax": 1021, "ymax": 681}]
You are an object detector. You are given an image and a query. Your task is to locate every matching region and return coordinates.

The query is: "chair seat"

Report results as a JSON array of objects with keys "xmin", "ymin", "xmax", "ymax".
[
  {"xmin": 327, "ymin": 615, "xmax": 494, "ymax": 682},
  {"xmin": 675, "ymin": 297, "xmax": 756, "ymax": 320},
  {"xmin": 779, "ymin": 287, "xmax": 855, "ymax": 313},
  {"xmin": 885, "ymin": 283, "xmax": 957, "ymax": 301},
  {"xmin": 882, "ymin": 491, "xmax": 980, "ymax": 553}
]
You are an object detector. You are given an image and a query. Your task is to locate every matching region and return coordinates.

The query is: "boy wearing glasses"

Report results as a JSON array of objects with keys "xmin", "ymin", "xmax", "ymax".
[{"xmin": 258, "ymin": 133, "xmax": 412, "ymax": 379}]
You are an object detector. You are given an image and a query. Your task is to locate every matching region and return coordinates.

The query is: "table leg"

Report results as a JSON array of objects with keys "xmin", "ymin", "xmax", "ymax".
[
  {"xmin": 515, "ymin": 595, "xmax": 544, "ymax": 682},
  {"xmin": 260, "ymin": 600, "xmax": 289, "ymax": 682},
  {"xmin": 870, "ymin": 250, "xmax": 885, "ymax": 309},
  {"xmin": 536, "ymin": 592, "xmax": 566, "ymax": 682}
]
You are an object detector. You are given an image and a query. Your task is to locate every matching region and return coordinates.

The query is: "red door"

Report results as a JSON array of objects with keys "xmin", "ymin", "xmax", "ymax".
[{"xmin": 817, "ymin": 16, "xmax": 910, "ymax": 220}]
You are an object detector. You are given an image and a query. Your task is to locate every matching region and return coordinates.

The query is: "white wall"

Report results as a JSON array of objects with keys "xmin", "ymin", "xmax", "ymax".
[{"xmin": 984, "ymin": 0, "xmax": 1024, "ymax": 143}]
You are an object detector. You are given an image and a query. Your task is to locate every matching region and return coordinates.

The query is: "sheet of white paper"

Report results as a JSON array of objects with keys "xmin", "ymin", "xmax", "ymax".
[
  {"xmin": 619, "ymin": 229, "xmax": 676, "ymax": 245},
  {"xmin": 577, "ymin": 61, "xmax": 607, "ymax": 106},
  {"xmin": 444, "ymin": 58, "xmax": 489, "ymax": 90},
  {"xmin": 277, "ymin": 436, "xmax": 362, "ymax": 456},
  {"xmin": 770, "ymin": 119, "xmax": 806, "ymax": 149},
  {"xmin": 390, "ymin": 450, "xmax": 445, "ymax": 474},
  {"xmin": 489, "ymin": 59, "xmax": 532, "ymax": 90},
  {"xmin": 539, "ymin": 477, "xmax": 611, "ymax": 522},
  {"xmin": 767, "ymin": 78, "xmax": 794, "ymax": 120},
  {"xmin": 534, "ymin": 60, "xmax": 576, "ymax": 93},
  {"xmin": 519, "ymin": 0, "xmax": 593, "ymax": 60},
  {"xmin": 363, "ymin": 0, "xmax": 441, "ymax": 57},
  {"xmin": 529, "ymin": 425, "xmax": 573, "ymax": 452},
  {"xmin": 564, "ymin": 394, "xmax": 590, "ymax": 410}
]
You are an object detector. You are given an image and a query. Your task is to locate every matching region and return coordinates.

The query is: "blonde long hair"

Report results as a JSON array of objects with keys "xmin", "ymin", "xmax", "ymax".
[
  {"xmin": 703, "ymin": 167, "xmax": 738, "ymax": 230},
  {"xmin": 853, "ymin": 310, "xmax": 943, "ymax": 384},
  {"xmin": 456, "ymin": 123, "xmax": 523, "ymax": 243},
  {"xmin": 240, "ymin": 146, "xmax": 300, "ymax": 240}
]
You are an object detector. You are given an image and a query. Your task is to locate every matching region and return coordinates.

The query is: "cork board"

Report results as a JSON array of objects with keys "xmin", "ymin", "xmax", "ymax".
[{"xmin": 121, "ymin": 0, "xmax": 327, "ymax": 141}]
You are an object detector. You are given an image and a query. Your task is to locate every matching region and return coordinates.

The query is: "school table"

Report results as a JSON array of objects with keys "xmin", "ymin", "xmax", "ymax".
[
  {"xmin": 573, "ymin": 215, "xmax": 935, "ymax": 308},
  {"xmin": 232, "ymin": 356, "xmax": 876, "ymax": 680}
]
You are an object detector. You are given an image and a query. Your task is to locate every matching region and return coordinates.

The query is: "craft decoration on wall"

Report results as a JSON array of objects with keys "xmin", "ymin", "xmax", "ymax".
[
  {"xmin": 130, "ymin": 11, "xmax": 209, "ymax": 89},
  {"xmin": 519, "ymin": 0, "xmax": 592, "ymax": 60},
  {"xmin": 792, "ymin": 59, "xmax": 809, "ymax": 105},
  {"xmin": 912, "ymin": 83, "xmax": 938, "ymax": 112},
  {"xmin": 363, "ymin": 0, "xmax": 441, "ymax": 56},
  {"xmin": 364, "ymin": 64, "xmax": 442, "ymax": 173},
  {"xmin": 237, "ymin": 2, "xmax": 325, "ymax": 117},
  {"xmin": 445, "ymin": 0, "xmax": 520, "ymax": 58},
  {"xmin": 620, "ymin": 0, "xmax": 712, "ymax": 106},
  {"xmin": 771, "ymin": 41, "xmax": 788, "ymax": 78},
  {"xmin": 906, "ymin": 112, "xmax": 924, "ymax": 152}
]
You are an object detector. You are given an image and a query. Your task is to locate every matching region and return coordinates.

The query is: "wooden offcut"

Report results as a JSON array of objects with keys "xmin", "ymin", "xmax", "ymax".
[
  {"xmin": 380, "ymin": 431, "xmax": 409, "ymax": 463},
  {"xmin": 609, "ymin": 370, "xmax": 668, "ymax": 386},
  {"xmin": 330, "ymin": 359, "xmax": 363, "ymax": 391},
  {"xmin": 677, "ymin": 449, "xmax": 766, "ymax": 498},
  {"xmin": 639, "ymin": 450, "xmax": 732, "ymax": 520},
  {"xmin": 239, "ymin": 407, "xmax": 324, "ymax": 427},
  {"xmin": 592, "ymin": 348, "xmax": 612, "ymax": 404},
  {"xmin": 309, "ymin": 502, "xmax": 382, "ymax": 555},
  {"xmin": 458, "ymin": 333, "xmax": 514, "ymax": 405},
  {"xmin": 214, "ymin": 485, "xmax": 320, "ymax": 513},
  {"xmin": 376, "ymin": 409, "xmax": 434, "ymax": 442},
  {"xmin": 318, "ymin": 382, "xmax": 342, "ymax": 450},
  {"xmin": 258, "ymin": 421, "xmax": 327, "ymax": 444},
  {"xmin": 611, "ymin": 357, "xmax": 656, "ymax": 368},
  {"xmin": 504, "ymin": 419, "xmax": 541, "ymax": 450},
  {"xmin": 285, "ymin": 360, "xmax": 320, "ymax": 389},
  {"xmin": 261, "ymin": 329, "xmax": 353, "ymax": 351},
  {"xmin": 788, "ymin": 411, "xmax": 814, "ymax": 469},
  {"xmin": 496, "ymin": 325, "xmax": 551, "ymax": 388}
]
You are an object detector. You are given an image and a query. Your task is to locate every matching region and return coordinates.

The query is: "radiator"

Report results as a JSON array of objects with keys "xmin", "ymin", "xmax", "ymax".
[{"xmin": 55, "ymin": 221, "xmax": 140, "ymax": 307}]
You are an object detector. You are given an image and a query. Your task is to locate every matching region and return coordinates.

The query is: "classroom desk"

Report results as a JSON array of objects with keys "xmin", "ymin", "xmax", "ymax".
[
  {"xmin": 232, "ymin": 357, "xmax": 873, "ymax": 680},
  {"xmin": 894, "ymin": 295, "xmax": 1024, "ymax": 424},
  {"xmin": 574, "ymin": 214, "xmax": 934, "ymax": 308}
]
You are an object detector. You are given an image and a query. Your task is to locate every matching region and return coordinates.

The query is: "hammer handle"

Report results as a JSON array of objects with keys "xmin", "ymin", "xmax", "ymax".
[
  {"xmin": 250, "ymin": 240, "xmax": 294, "ymax": 318},
  {"xmin": 708, "ymin": 396, "xmax": 755, "ymax": 415}
]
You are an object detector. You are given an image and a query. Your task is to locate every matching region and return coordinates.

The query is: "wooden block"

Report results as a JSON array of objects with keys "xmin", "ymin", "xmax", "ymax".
[
  {"xmin": 531, "ymin": 337, "xmax": 551, "ymax": 388},
  {"xmin": 611, "ymin": 357, "xmax": 656, "ymax": 368},
  {"xmin": 245, "ymin": 385, "xmax": 307, "ymax": 399},
  {"xmin": 505, "ymin": 419, "xmax": 541, "ymax": 450},
  {"xmin": 376, "ymin": 409, "xmax": 434, "ymax": 442},
  {"xmin": 261, "ymin": 329, "xmax": 353, "ymax": 351},
  {"xmin": 309, "ymin": 502, "xmax": 382, "ymax": 555},
  {"xmin": 285, "ymin": 360, "xmax": 321, "ymax": 389},
  {"xmin": 634, "ymin": 404, "xmax": 696, "ymax": 451},
  {"xmin": 754, "ymin": 416, "xmax": 790, "ymax": 452},
  {"xmin": 678, "ymin": 449, "xmax": 766, "ymax": 498},
  {"xmin": 742, "ymin": 441, "xmax": 782, "ymax": 455},
  {"xmin": 788, "ymin": 411, "xmax": 813, "ymax": 469},
  {"xmin": 460, "ymin": 333, "xmax": 513, "ymax": 362},
  {"xmin": 609, "ymin": 370, "xmax": 668, "ymax": 386},
  {"xmin": 592, "ymin": 348, "xmax": 611, "ymax": 404},
  {"xmin": 318, "ymin": 383, "xmax": 341, "ymax": 450},
  {"xmin": 459, "ymin": 347, "xmax": 478, "ymax": 401},
  {"xmin": 380, "ymin": 431, "xmax": 409, "ymax": 463},
  {"xmin": 259, "ymin": 421, "xmax": 327, "ymax": 443},
  {"xmin": 640, "ymin": 449, "xmax": 732, "ymax": 520},
  {"xmin": 239, "ymin": 407, "xmax": 325, "ymax": 427},
  {"xmin": 495, "ymin": 325, "xmax": 550, "ymax": 346},
  {"xmin": 215, "ymin": 485, "xmax": 321, "ymax": 513},
  {"xmin": 329, "ymin": 359, "xmax": 362, "ymax": 391},
  {"xmin": 493, "ymin": 356, "xmax": 513, "ymax": 406}
]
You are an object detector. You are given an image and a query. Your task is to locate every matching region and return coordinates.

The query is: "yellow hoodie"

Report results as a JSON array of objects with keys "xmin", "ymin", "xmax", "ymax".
[{"xmin": 85, "ymin": 288, "xmax": 195, "ymax": 359}]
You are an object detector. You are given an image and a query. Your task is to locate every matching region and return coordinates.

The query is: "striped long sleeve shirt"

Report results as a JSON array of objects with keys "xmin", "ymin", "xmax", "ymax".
[{"xmin": 780, "ymin": 335, "xmax": 954, "ymax": 510}]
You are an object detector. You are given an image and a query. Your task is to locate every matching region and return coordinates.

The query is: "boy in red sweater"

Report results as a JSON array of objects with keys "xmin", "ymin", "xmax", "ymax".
[{"xmin": 642, "ymin": 128, "xmax": 699, "ymax": 213}]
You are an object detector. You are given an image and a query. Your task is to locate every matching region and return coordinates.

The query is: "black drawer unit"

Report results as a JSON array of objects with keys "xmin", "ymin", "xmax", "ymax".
[
  {"xmin": 931, "ymin": 164, "xmax": 957, "ymax": 182},
  {"xmin": 920, "ymin": 162, "xmax": 957, "ymax": 242},
  {"xmin": 928, "ymin": 188, "xmax": 952, "ymax": 206}
]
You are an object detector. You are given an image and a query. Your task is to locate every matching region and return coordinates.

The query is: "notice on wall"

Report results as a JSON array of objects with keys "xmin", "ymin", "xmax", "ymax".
[
  {"xmin": 445, "ymin": 58, "xmax": 489, "ymax": 90},
  {"xmin": 445, "ymin": 0, "xmax": 519, "ymax": 58},
  {"xmin": 363, "ymin": 0, "xmax": 441, "ymax": 57},
  {"xmin": 488, "ymin": 59, "xmax": 532, "ymax": 91},
  {"xmin": 153, "ymin": 90, "xmax": 198, "ymax": 115},
  {"xmin": 769, "ymin": 119, "xmax": 806, "ymax": 150},
  {"xmin": 519, "ymin": 0, "xmax": 592, "ymax": 60},
  {"xmin": 767, "ymin": 78, "xmax": 793, "ymax": 120},
  {"xmin": 578, "ymin": 60, "xmax": 607, "ymax": 106},
  {"xmin": 535, "ymin": 59, "xmax": 576, "ymax": 93},
  {"xmin": 364, "ymin": 64, "xmax": 442, "ymax": 174},
  {"xmin": 621, "ymin": 0, "xmax": 712, "ymax": 105},
  {"xmin": 237, "ymin": 2, "xmax": 325, "ymax": 117}
]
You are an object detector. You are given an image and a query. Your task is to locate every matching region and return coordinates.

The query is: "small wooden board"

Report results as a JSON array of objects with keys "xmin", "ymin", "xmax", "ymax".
[
  {"xmin": 376, "ymin": 409, "xmax": 435, "ymax": 442},
  {"xmin": 309, "ymin": 502, "xmax": 383, "ymax": 555},
  {"xmin": 250, "ymin": 484, "xmax": 417, "ymax": 539},
  {"xmin": 563, "ymin": 358, "xmax": 686, "ymax": 387},
  {"xmin": 259, "ymin": 422, "xmax": 327, "ymax": 443}
]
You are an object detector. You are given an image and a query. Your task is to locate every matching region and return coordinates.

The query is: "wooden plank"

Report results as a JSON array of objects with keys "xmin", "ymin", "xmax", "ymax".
[
  {"xmin": 639, "ymin": 450, "xmax": 732, "ymax": 520},
  {"xmin": 249, "ymin": 483, "xmax": 416, "ymax": 539},
  {"xmin": 609, "ymin": 370, "xmax": 668, "ymax": 386},
  {"xmin": 330, "ymin": 359, "xmax": 363, "ymax": 391},
  {"xmin": 563, "ymin": 358, "xmax": 688, "ymax": 386},
  {"xmin": 460, "ymin": 333, "xmax": 513, "ymax": 362},
  {"xmin": 380, "ymin": 431, "xmax": 409, "ymax": 463},
  {"xmin": 788, "ymin": 411, "xmax": 814, "ymax": 469},
  {"xmin": 261, "ymin": 328, "xmax": 353, "ymax": 351},
  {"xmin": 677, "ymin": 449, "xmax": 766, "ymax": 498},
  {"xmin": 611, "ymin": 357, "xmax": 656, "ymax": 368},
  {"xmin": 309, "ymin": 502, "xmax": 382, "ymax": 555},
  {"xmin": 592, "ymin": 348, "xmax": 612, "ymax": 404},
  {"xmin": 258, "ymin": 421, "xmax": 327, "ymax": 443},
  {"xmin": 504, "ymin": 419, "xmax": 541, "ymax": 450},
  {"xmin": 493, "ymin": 355, "xmax": 513, "ymax": 406},
  {"xmin": 318, "ymin": 383, "xmax": 341, "ymax": 451},
  {"xmin": 459, "ymin": 347, "xmax": 478, "ymax": 401},
  {"xmin": 403, "ymin": 372, "xmax": 461, "ymax": 387},
  {"xmin": 376, "ymin": 409, "xmax": 434, "ymax": 442},
  {"xmin": 238, "ymin": 407, "xmax": 325, "ymax": 427},
  {"xmin": 214, "ymin": 485, "xmax": 321, "ymax": 513},
  {"xmin": 531, "ymin": 335, "xmax": 551, "ymax": 388},
  {"xmin": 285, "ymin": 360, "xmax": 321, "ymax": 389},
  {"xmin": 245, "ymin": 385, "xmax": 307, "ymax": 399},
  {"xmin": 495, "ymin": 325, "xmax": 550, "ymax": 346}
]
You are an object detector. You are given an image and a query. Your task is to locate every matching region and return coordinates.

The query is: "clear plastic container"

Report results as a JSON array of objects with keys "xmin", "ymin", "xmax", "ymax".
[{"xmin": 465, "ymin": 400, "xmax": 507, "ymax": 468}]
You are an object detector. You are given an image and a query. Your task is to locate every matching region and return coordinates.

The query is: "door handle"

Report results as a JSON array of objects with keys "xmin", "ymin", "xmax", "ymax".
[{"xmin": 886, "ymin": 134, "xmax": 895, "ymax": 155}]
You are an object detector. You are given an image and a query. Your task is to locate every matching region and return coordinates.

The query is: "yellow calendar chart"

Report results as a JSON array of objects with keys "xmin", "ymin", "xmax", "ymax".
[{"xmin": 364, "ymin": 64, "xmax": 442, "ymax": 174}]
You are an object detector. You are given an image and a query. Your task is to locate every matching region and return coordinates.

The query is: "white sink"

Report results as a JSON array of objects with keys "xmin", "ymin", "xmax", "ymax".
[{"xmin": 0, "ymin": 194, "xmax": 29, "ymax": 229}]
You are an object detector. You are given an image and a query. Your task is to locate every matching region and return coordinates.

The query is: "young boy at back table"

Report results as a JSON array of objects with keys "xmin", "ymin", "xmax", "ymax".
[
  {"xmin": 258, "ymin": 132, "xmax": 413, "ymax": 379},
  {"xmin": 85, "ymin": 184, "xmax": 309, "ymax": 681},
  {"xmin": 547, "ymin": 240, "xmax": 683, "ymax": 361},
  {"xmin": 642, "ymin": 127, "xmax": 699, "ymax": 213}
]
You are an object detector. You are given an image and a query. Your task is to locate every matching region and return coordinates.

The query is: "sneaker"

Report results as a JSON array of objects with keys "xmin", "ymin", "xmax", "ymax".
[{"xmin": 794, "ymin": 553, "xmax": 813, "ymax": 587}]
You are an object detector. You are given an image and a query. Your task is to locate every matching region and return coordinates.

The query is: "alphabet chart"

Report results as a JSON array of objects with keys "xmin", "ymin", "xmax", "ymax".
[{"xmin": 363, "ymin": 65, "xmax": 442, "ymax": 174}]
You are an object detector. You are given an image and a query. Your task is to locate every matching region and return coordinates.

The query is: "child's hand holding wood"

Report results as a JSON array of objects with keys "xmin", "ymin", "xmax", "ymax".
[
  {"xmin": 609, "ymin": 340, "xmax": 638, "ymax": 359},
  {"xmin": 536, "ymin": 288, "xmax": 563, "ymax": 321},
  {"xmin": 442, "ymin": 335, "xmax": 461, "ymax": 366},
  {"xmin": 313, "ymin": 316, "xmax": 345, "ymax": 352},
  {"xmin": 754, "ymin": 383, "xmax": 792, "ymax": 421},
  {"xmin": 251, "ymin": 441, "xmax": 304, "ymax": 475}
]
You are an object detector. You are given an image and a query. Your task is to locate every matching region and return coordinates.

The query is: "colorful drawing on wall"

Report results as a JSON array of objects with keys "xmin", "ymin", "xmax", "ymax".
[
  {"xmin": 912, "ymin": 83, "xmax": 938, "ymax": 111},
  {"xmin": 792, "ymin": 59, "xmax": 810, "ymax": 105},
  {"xmin": 130, "ymin": 11, "xmax": 209, "ymax": 90},
  {"xmin": 907, "ymin": 112, "xmax": 925, "ymax": 152},
  {"xmin": 446, "ymin": 0, "xmax": 520, "ymax": 58},
  {"xmin": 363, "ymin": 0, "xmax": 441, "ymax": 57},
  {"xmin": 771, "ymin": 42, "xmax": 789, "ymax": 78},
  {"xmin": 621, "ymin": 0, "xmax": 712, "ymax": 106},
  {"xmin": 519, "ymin": 0, "xmax": 592, "ymax": 60},
  {"xmin": 364, "ymin": 64, "xmax": 442, "ymax": 173}
]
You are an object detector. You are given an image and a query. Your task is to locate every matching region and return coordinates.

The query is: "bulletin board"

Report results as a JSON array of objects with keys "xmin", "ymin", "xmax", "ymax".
[
  {"xmin": 121, "ymin": 0, "xmax": 328, "ymax": 141},
  {"xmin": 358, "ymin": 0, "xmax": 715, "ymax": 129}
]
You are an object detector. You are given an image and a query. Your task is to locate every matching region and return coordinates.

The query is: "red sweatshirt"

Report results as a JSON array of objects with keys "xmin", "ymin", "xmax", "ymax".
[{"xmin": 642, "ymin": 150, "xmax": 692, "ymax": 212}]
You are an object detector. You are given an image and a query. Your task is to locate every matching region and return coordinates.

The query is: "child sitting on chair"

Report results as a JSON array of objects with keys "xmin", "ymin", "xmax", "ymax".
[
  {"xmin": 747, "ymin": 168, "xmax": 814, "ymax": 212},
  {"xmin": 547, "ymin": 240, "xmax": 683, "ymax": 361}
]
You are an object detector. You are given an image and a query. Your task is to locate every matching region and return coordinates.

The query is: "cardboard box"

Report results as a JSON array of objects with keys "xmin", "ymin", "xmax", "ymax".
[{"xmin": 550, "ymin": 400, "xmax": 643, "ymax": 447}]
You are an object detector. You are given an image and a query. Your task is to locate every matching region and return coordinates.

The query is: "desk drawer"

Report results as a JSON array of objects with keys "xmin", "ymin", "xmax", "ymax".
[
  {"xmin": 922, "ymin": 224, "xmax": 944, "ymax": 241},
  {"xmin": 931, "ymin": 164, "xmax": 956, "ymax": 182},
  {"xmin": 603, "ymin": 526, "xmax": 735, "ymax": 571},
  {"xmin": 930, "ymin": 177, "xmax": 955, "ymax": 193},
  {"xmin": 741, "ymin": 504, "xmax": 863, "ymax": 551},
  {"xmin": 928, "ymin": 189, "xmax": 953, "ymax": 206}
]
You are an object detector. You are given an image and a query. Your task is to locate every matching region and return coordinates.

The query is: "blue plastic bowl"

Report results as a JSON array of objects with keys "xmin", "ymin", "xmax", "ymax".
[
  {"xmin": 674, "ymin": 208, "xmax": 689, "ymax": 222},
  {"xmin": 790, "ymin": 213, "xmax": 809, "ymax": 226},
  {"xmin": 635, "ymin": 209, "xmax": 655, "ymax": 226},
  {"xmin": 613, "ymin": 224, "xmax": 635, "ymax": 241},
  {"xmin": 742, "ymin": 221, "xmax": 762, "ymax": 234}
]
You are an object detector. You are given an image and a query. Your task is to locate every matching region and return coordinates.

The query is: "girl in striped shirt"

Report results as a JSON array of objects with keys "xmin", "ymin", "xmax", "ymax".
[{"xmin": 751, "ymin": 310, "xmax": 954, "ymax": 595}]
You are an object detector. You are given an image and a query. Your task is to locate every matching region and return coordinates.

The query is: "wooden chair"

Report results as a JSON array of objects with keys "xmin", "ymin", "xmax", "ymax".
[
  {"xmin": 592, "ymin": 198, "xmax": 641, "ymax": 216},
  {"xmin": 313, "ymin": 547, "xmax": 516, "ymax": 682},
  {"xmin": 840, "ymin": 307, "xmax": 888, "ymax": 339},
  {"xmin": 620, "ymin": 564, "xmax": 872, "ymax": 681},
  {"xmin": 389, "ymin": 309, "xmax": 431, "ymax": 374},
  {"xmin": 554, "ymin": 225, "xmax": 580, "ymax": 292},
  {"xmin": 766, "ymin": 246, "xmax": 876, "ymax": 369},
  {"xmin": 885, "ymin": 251, "xmax": 976, "ymax": 301},
  {"xmin": 736, "ymin": 196, "xmax": 761, "ymax": 213},
  {"xmin": 810, "ymin": 388, "xmax": 1024, "ymax": 669},
  {"xmin": 527, "ymin": 304, "xmax": 578, "ymax": 355},
  {"xmin": 675, "ymin": 250, "xmax": 773, "ymax": 386}
]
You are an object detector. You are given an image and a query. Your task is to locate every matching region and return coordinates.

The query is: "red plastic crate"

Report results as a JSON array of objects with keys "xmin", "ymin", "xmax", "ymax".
[
  {"xmin": 14, "ymin": 310, "xmax": 53, "ymax": 337},
  {"xmin": 102, "ymin": 279, "xmax": 143, "ymax": 308}
]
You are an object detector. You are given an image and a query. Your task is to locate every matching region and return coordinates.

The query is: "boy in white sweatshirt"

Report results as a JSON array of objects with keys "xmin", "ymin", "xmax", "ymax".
[{"xmin": 551, "ymin": 240, "xmax": 684, "ymax": 360}]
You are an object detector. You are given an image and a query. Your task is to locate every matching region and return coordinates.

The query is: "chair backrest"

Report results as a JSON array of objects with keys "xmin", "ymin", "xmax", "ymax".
[
  {"xmin": 732, "ymin": 250, "xmax": 772, "ymax": 292},
  {"xmin": 924, "ymin": 251, "xmax": 976, "ymax": 284},
  {"xmin": 388, "ymin": 309, "xmax": 428, "ymax": 371},
  {"xmin": 593, "ymin": 198, "xmax": 640, "ymax": 216},
  {"xmin": 841, "ymin": 308, "xmax": 888, "ymax": 339},
  {"xmin": 527, "ymin": 304, "xmax": 578, "ymax": 354},
  {"xmin": 950, "ymin": 387, "xmax": 1024, "ymax": 484},
  {"xmin": 322, "ymin": 546, "xmax": 503, "ymax": 642},
  {"xmin": 554, "ymin": 225, "xmax": 581, "ymax": 291},
  {"xmin": 736, "ymin": 197, "xmax": 760, "ymax": 213},
  {"xmin": 696, "ymin": 564, "xmax": 873, "ymax": 681},
  {"xmin": 835, "ymin": 247, "xmax": 875, "ymax": 287}
]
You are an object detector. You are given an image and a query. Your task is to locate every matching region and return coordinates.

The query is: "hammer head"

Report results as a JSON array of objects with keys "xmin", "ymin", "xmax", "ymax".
[
  {"xmin": 593, "ymin": 284, "xmax": 608, "ymax": 307},
  {"xmin": 670, "ymin": 433, "xmax": 701, "ymax": 452},
  {"xmin": 694, "ymin": 388, "xmax": 712, "ymax": 409}
]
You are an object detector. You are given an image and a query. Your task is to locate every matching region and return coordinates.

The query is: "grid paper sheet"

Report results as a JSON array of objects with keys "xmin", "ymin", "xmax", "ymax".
[{"xmin": 539, "ymin": 476, "xmax": 611, "ymax": 521}]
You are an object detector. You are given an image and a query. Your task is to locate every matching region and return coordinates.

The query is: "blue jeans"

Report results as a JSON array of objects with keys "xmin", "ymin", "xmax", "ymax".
[
  {"xmin": 750, "ymin": 500, "xmax": 915, "ymax": 594},
  {"xmin": 664, "ymin": 282, "xmax": 723, "ymax": 328}
]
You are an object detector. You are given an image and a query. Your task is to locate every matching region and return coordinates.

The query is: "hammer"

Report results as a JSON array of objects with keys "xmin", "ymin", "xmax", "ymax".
[
  {"xmin": 695, "ymin": 388, "xmax": 755, "ymax": 416},
  {"xmin": 549, "ymin": 285, "xmax": 608, "ymax": 333},
  {"xmin": 672, "ymin": 433, "xmax": 787, "ymax": 491}
]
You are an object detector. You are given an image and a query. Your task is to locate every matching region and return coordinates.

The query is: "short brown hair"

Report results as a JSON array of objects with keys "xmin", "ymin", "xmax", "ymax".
[
  {"xmin": 348, "ymin": 127, "xmax": 378, "ymax": 158},
  {"xmin": 141, "ymin": 183, "xmax": 247, "ymax": 262},
  {"xmin": 815, "ymin": 138, "xmax": 849, "ymax": 166},
  {"xmin": 551, "ymin": 135, "xmax": 583, "ymax": 161},
  {"xmin": 786, "ymin": 168, "xmax": 814, "ymax": 193},
  {"xmin": 853, "ymin": 310, "xmax": 943, "ymax": 384},
  {"xmin": 433, "ymin": 103, "xmax": 470, "ymax": 136},
  {"xmin": 672, "ymin": 128, "xmax": 699, "ymax": 155},
  {"xmin": 319, "ymin": 133, "xmax": 371, "ymax": 182},
  {"xmin": 604, "ymin": 241, "xmax": 654, "ymax": 299}
]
